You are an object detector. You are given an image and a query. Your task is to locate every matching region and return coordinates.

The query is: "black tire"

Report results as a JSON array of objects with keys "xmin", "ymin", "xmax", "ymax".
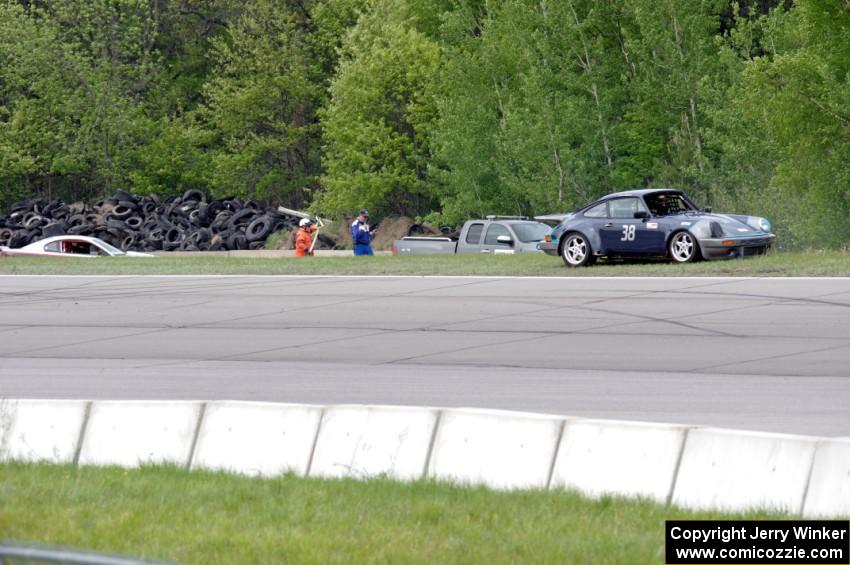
[
  {"xmin": 560, "ymin": 232, "xmax": 596, "ymax": 267},
  {"xmin": 8, "ymin": 231, "xmax": 29, "ymax": 248},
  {"xmin": 141, "ymin": 201, "xmax": 157, "ymax": 216},
  {"xmin": 121, "ymin": 234, "xmax": 139, "ymax": 251},
  {"xmin": 245, "ymin": 215, "xmax": 272, "ymax": 242},
  {"xmin": 668, "ymin": 231, "xmax": 700, "ymax": 263},
  {"xmin": 106, "ymin": 219, "xmax": 129, "ymax": 231},
  {"xmin": 227, "ymin": 208, "xmax": 256, "ymax": 228},
  {"xmin": 182, "ymin": 189, "xmax": 206, "ymax": 203},
  {"xmin": 10, "ymin": 200, "xmax": 33, "ymax": 213},
  {"xmin": 227, "ymin": 232, "xmax": 248, "ymax": 250},
  {"xmin": 112, "ymin": 190, "xmax": 138, "ymax": 204},
  {"xmin": 210, "ymin": 210, "xmax": 233, "ymax": 231},
  {"xmin": 24, "ymin": 214, "xmax": 45, "ymax": 229},
  {"xmin": 68, "ymin": 225, "xmax": 92, "ymax": 236},
  {"xmin": 42, "ymin": 222, "xmax": 66, "ymax": 237},
  {"xmin": 164, "ymin": 227, "xmax": 183, "ymax": 244},
  {"xmin": 66, "ymin": 214, "xmax": 88, "ymax": 228}
]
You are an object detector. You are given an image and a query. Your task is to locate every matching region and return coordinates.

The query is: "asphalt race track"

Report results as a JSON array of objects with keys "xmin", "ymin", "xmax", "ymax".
[{"xmin": 1, "ymin": 275, "xmax": 849, "ymax": 436}]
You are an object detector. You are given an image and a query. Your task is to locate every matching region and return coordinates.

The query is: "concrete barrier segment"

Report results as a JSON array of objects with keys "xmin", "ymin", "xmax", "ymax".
[
  {"xmin": 550, "ymin": 419, "xmax": 687, "ymax": 503},
  {"xmin": 78, "ymin": 401, "xmax": 202, "ymax": 468},
  {"xmin": 802, "ymin": 439, "xmax": 850, "ymax": 518},
  {"xmin": 191, "ymin": 401, "xmax": 323, "ymax": 477},
  {"xmin": 309, "ymin": 405, "xmax": 438, "ymax": 481},
  {"xmin": 672, "ymin": 428, "xmax": 818, "ymax": 513},
  {"xmin": 427, "ymin": 408, "xmax": 564, "ymax": 490},
  {"xmin": 0, "ymin": 399, "xmax": 89, "ymax": 464}
]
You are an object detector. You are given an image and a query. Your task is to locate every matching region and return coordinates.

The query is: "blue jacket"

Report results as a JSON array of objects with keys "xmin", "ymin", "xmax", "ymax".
[{"xmin": 351, "ymin": 219, "xmax": 371, "ymax": 245}]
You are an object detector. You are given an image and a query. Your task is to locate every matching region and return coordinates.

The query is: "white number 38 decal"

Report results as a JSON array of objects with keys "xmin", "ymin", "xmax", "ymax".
[{"xmin": 620, "ymin": 224, "xmax": 636, "ymax": 241}]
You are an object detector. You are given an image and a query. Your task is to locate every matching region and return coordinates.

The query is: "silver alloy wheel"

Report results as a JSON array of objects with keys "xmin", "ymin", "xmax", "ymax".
[
  {"xmin": 563, "ymin": 234, "xmax": 588, "ymax": 266},
  {"xmin": 670, "ymin": 231, "xmax": 696, "ymax": 262}
]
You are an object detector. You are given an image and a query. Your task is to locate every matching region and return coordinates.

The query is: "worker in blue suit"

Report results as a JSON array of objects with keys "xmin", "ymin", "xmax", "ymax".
[{"xmin": 351, "ymin": 209, "xmax": 373, "ymax": 256}]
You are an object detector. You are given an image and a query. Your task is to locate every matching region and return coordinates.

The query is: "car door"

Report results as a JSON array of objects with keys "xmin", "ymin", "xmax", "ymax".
[
  {"xmin": 480, "ymin": 223, "xmax": 515, "ymax": 254},
  {"xmin": 457, "ymin": 222, "xmax": 485, "ymax": 254},
  {"xmin": 599, "ymin": 197, "xmax": 655, "ymax": 255}
]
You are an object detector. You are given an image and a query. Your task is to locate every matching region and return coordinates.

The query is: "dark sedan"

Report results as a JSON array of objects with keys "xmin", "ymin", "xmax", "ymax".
[{"xmin": 538, "ymin": 189, "xmax": 776, "ymax": 267}]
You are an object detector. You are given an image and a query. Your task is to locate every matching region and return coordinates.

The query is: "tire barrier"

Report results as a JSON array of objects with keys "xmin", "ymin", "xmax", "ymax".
[
  {"xmin": 0, "ymin": 192, "xmax": 339, "ymax": 252},
  {"xmin": 0, "ymin": 399, "xmax": 846, "ymax": 517}
]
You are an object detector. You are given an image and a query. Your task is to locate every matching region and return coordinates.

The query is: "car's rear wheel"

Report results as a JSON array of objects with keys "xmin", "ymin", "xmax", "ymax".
[
  {"xmin": 669, "ymin": 231, "xmax": 699, "ymax": 263},
  {"xmin": 561, "ymin": 232, "xmax": 595, "ymax": 267}
]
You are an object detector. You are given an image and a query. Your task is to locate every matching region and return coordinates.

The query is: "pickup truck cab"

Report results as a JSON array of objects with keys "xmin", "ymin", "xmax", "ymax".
[{"xmin": 393, "ymin": 217, "xmax": 550, "ymax": 255}]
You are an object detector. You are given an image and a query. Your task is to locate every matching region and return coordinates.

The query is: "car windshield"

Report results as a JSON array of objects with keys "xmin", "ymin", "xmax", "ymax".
[
  {"xmin": 643, "ymin": 192, "xmax": 697, "ymax": 216},
  {"xmin": 510, "ymin": 222, "xmax": 551, "ymax": 243},
  {"xmin": 94, "ymin": 239, "xmax": 125, "ymax": 256}
]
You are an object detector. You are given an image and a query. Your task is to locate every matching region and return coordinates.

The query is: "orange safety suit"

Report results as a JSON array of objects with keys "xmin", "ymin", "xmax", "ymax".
[{"xmin": 295, "ymin": 226, "xmax": 315, "ymax": 257}]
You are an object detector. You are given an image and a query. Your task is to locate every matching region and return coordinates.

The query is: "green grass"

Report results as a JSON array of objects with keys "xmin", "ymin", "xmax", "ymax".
[
  {"xmin": 0, "ymin": 463, "xmax": 782, "ymax": 564},
  {"xmin": 0, "ymin": 249, "xmax": 849, "ymax": 276}
]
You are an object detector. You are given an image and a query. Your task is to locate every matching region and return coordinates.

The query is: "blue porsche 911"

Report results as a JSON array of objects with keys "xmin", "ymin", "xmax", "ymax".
[{"xmin": 537, "ymin": 189, "xmax": 776, "ymax": 267}]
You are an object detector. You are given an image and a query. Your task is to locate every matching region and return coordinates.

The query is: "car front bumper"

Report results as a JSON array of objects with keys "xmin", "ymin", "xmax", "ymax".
[
  {"xmin": 537, "ymin": 240, "xmax": 559, "ymax": 256},
  {"xmin": 698, "ymin": 234, "xmax": 776, "ymax": 260}
]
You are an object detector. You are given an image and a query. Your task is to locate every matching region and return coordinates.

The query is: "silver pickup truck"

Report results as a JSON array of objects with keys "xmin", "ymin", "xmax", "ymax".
[{"xmin": 392, "ymin": 217, "xmax": 551, "ymax": 255}]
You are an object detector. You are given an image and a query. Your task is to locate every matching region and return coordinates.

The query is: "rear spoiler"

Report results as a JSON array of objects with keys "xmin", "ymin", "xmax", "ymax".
[{"xmin": 534, "ymin": 213, "xmax": 570, "ymax": 224}]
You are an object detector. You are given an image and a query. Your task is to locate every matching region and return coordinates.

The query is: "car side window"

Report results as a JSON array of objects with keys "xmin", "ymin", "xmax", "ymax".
[
  {"xmin": 609, "ymin": 198, "xmax": 642, "ymax": 219},
  {"xmin": 484, "ymin": 223, "xmax": 511, "ymax": 245},
  {"xmin": 583, "ymin": 202, "xmax": 608, "ymax": 218},
  {"xmin": 44, "ymin": 241, "xmax": 61, "ymax": 252},
  {"xmin": 465, "ymin": 223, "xmax": 484, "ymax": 244}
]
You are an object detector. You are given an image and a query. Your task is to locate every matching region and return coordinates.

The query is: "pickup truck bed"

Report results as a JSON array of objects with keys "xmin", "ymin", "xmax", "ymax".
[{"xmin": 392, "ymin": 218, "xmax": 551, "ymax": 256}]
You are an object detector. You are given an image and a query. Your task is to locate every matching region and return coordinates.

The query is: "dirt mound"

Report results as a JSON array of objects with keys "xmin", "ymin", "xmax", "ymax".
[{"xmin": 370, "ymin": 216, "xmax": 412, "ymax": 250}]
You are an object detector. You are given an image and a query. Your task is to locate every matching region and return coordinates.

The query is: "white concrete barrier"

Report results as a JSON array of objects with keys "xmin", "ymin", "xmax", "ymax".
[
  {"xmin": 550, "ymin": 420, "xmax": 686, "ymax": 502},
  {"xmin": 309, "ymin": 405, "xmax": 438, "ymax": 481},
  {"xmin": 191, "ymin": 401, "xmax": 322, "ymax": 477},
  {"xmin": 0, "ymin": 399, "xmax": 88, "ymax": 464},
  {"xmin": 672, "ymin": 428, "xmax": 818, "ymax": 513},
  {"xmin": 78, "ymin": 401, "xmax": 201, "ymax": 468},
  {"xmin": 802, "ymin": 439, "xmax": 850, "ymax": 518},
  {"xmin": 427, "ymin": 409, "xmax": 563, "ymax": 489},
  {"xmin": 6, "ymin": 398, "xmax": 849, "ymax": 517}
]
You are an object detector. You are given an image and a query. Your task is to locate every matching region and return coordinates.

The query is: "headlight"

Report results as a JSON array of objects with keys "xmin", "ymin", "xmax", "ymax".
[
  {"xmin": 688, "ymin": 220, "xmax": 711, "ymax": 238},
  {"xmin": 758, "ymin": 218, "xmax": 771, "ymax": 233}
]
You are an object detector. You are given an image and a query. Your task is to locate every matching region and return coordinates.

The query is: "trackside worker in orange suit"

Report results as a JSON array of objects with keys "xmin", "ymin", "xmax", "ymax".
[{"xmin": 295, "ymin": 218, "xmax": 316, "ymax": 257}]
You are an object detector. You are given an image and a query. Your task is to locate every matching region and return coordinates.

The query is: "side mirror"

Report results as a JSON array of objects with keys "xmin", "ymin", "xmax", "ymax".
[
  {"xmin": 633, "ymin": 210, "xmax": 649, "ymax": 219},
  {"xmin": 702, "ymin": 206, "xmax": 712, "ymax": 213},
  {"xmin": 496, "ymin": 235, "xmax": 514, "ymax": 245}
]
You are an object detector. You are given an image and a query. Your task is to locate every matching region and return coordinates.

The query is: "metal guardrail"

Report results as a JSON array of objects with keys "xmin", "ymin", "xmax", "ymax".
[{"xmin": 0, "ymin": 543, "xmax": 170, "ymax": 565}]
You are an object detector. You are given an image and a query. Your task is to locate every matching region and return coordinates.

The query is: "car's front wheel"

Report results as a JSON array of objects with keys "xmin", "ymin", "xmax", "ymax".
[
  {"xmin": 668, "ymin": 231, "xmax": 699, "ymax": 263},
  {"xmin": 561, "ymin": 232, "xmax": 596, "ymax": 267}
]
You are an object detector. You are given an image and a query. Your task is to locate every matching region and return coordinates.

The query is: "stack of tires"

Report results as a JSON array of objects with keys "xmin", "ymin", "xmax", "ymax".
[{"xmin": 0, "ymin": 190, "xmax": 302, "ymax": 252}]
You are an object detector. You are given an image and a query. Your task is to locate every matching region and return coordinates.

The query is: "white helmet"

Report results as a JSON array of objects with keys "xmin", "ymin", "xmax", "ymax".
[{"xmin": 299, "ymin": 218, "xmax": 313, "ymax": 227}]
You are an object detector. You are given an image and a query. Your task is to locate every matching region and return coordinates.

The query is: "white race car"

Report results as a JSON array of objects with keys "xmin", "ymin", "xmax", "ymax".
[{"xmin": 0, "ymin": 235, "xmax": 155, "ymax": 258}]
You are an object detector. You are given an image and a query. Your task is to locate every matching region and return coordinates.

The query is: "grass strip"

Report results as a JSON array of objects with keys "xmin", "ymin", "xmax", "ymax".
[
  {"xmin": 0, "ymin": 462, "xmax": 782, "ymax": 564},
  {"xmin": 0, "ymin": 250, "xmax": 849, "ymax": 276}
]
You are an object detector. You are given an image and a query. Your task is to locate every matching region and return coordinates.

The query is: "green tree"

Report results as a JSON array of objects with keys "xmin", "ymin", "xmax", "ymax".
[
  {"xmin": 430, "ymin": 0, "xmax": 630, "ymax": 223},
  {"xmin": 199, "ymin": 0, "xmax": 325, "ymax": 206},
  {"xmin": 0, "ymin": 0, "xmax": 164, "ymax": 202},
  {"xmin": 708, "ymin": 0, "xmax": 850, "ymax": 248},
  {"xmin": 316, "ymin": 0, "xmax": 441, "ymax": 217}
]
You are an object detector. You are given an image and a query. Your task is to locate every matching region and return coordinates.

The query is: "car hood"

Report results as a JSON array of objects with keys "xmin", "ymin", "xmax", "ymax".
[{"xmin": 666, "ymin": 212, "xmax": 771, "ymax": 237}]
